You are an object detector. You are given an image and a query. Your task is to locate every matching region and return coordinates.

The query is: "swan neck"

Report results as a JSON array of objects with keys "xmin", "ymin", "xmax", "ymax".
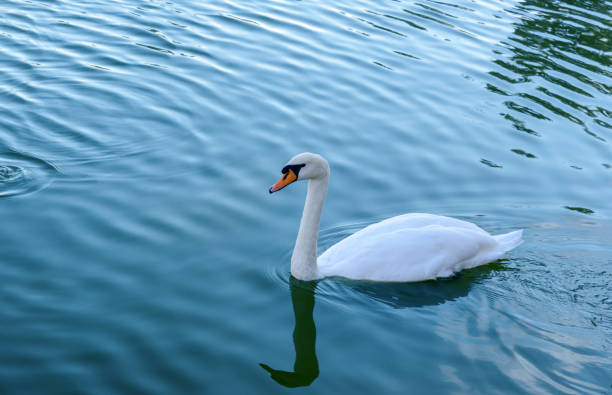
[{"xmin": 291, "ymin": 176, "xmax": 328, "ymax": 280}]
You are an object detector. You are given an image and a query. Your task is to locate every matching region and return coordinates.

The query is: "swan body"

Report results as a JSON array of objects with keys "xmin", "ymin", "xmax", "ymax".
[
  {"xmin": 317, "ymin": 213, "xmax": 522, "ymax": 282},
  {"xmin": 270, "ymin": 153, "xmax": 523, "ymax": 282}
]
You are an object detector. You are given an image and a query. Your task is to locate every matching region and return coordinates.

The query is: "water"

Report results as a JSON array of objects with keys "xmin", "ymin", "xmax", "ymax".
[{"xmin": 0, "ymin": 0, "xmax": 610, "ymax": 393}]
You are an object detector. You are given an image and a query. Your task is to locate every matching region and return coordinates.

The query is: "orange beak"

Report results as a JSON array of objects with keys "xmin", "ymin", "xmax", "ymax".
[{"xmin": 269, "ymin": 169, "xmax": 297, "ymax": 193}]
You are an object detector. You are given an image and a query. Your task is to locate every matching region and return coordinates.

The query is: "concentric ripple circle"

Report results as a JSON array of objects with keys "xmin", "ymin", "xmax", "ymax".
[{"xmin": 0, "ymin": 150, "xmax": 58, "ymax": 198}]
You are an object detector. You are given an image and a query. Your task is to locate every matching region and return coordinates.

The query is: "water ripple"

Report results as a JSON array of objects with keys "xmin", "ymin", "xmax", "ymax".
[{"xmin": 0, "ymin": 149, "xmax": 58, "ymax": 198}]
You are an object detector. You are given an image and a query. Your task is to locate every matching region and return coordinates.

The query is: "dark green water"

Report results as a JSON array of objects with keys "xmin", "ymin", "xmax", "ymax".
[{"xmin": 0, "ymin": 0, "xmax": 610, "ymax": 393}]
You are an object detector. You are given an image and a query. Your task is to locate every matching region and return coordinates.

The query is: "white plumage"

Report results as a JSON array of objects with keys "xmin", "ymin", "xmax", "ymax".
[
  {"xmin": 318, "ymin": 213, "xmax": 523, "ymax": 282},
  {"xmin": 269, "ymin": 153, "xmax": 523, "ymax": 282}
]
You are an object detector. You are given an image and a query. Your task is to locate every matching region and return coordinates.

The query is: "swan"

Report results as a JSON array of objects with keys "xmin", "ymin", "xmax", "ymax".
[{"xmin": 269, "ymin": 153, "xmax": 523, "ymax": 282}]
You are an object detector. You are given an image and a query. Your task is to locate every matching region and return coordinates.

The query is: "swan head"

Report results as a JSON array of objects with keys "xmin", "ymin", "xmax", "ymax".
[{"xmin": 269, "ymin": 153, "xmax": 329, "ymax": 193}]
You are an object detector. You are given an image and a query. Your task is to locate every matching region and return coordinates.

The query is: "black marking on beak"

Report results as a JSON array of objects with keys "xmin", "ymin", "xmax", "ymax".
[{"xmin": 281, "ymin": 163, "xmax": 305, "ymax": 177}]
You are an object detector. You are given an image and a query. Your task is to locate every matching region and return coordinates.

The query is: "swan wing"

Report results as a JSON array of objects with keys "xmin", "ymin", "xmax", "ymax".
[
  {"xmin": 347, "ymin": 213, "xmax": 488, "ymax": 235},
  {"xmin": 318, "ymin": 213, "xmax": 487, "ymax": 264}
]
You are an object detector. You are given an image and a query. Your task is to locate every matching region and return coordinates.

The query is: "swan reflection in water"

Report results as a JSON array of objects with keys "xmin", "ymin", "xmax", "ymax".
[
  {"xmin": 259, "ymin": 264, "xmax": 504, "ymax": 388},
  {"xmin": 260, "ymin": 277, "xmax": 319, "ymax": 387}
]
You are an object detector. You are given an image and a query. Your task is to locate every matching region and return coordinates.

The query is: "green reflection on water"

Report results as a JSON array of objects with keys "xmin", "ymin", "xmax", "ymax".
[{"xmin": 488, "ymin": 0, "xmax": 611, "ymax": 141}]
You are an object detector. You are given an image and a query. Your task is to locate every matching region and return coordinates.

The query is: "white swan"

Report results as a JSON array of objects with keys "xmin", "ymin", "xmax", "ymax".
[{"xmin": 269, "ymin": 153, "xmax": 523, "ymax": 282}]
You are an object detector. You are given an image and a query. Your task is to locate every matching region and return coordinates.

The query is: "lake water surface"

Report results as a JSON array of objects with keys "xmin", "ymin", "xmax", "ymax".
[{"xmin": 0, "ymin": 0, "xmax": 610, "ymax": 393}]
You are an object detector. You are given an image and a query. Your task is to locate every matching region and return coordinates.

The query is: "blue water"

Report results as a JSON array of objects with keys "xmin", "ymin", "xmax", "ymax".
[{"xmin": 0, "ymin": 0, "xmax": 610, "ymax": 393}]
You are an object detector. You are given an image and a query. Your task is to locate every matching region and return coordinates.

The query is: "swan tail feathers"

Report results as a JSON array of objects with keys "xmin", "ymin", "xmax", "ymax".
[{"xmin": 493, "ymin": 229, "xmax": 523, "ymax": 253}]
